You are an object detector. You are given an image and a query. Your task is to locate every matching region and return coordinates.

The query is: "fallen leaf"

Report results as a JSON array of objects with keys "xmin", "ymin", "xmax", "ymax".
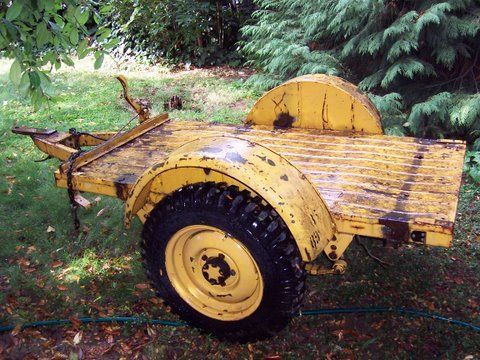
[
  {"xmin": 333, "ymin": 329, "xmax": 344, "ymax": 340},
  {"xmin": 135, "ymin": 283, "xmax": 150, "ymax": 290},
  {"xmin": 73, "ymin": 331, "xmax": 83, "ymax": 345},
  {"xmin": 57, "ymin": 284, "xmax": 68, "ymax": 291},
  {"xmin": 149, "ymin": 297, "xmax": 163, "ymax": 305},
  {"xmin": 247, "ymin": 343, "xmax": 254, "ymax": 360},
  {"xmin": 11, "ymin": 323, "xmax": 22, "ymax": 336},
  {"xmin": 41, "ymin": 339, "xmax": 55, "ymax": 348},
  {"xmin": 47, "ymin": 226, "xmax": 55, "ymax": 233},
  {"xmin": 52, "ymin": 260, "xmax": 63, "ymax": 268},
  {"xmin": 146, "ymin": 326, "xmax": 156, "ymax": 337}
]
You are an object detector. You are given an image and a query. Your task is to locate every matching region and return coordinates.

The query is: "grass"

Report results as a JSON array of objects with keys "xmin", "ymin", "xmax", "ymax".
[{"xmin": 0, "ymin": 57, "xmax": 479, "ymax": 358}]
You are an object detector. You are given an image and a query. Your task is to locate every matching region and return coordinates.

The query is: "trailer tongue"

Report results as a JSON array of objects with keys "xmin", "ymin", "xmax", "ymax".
[{"xmin": 13, "ymin": 75, "xmax": 466, "ymax": 341}]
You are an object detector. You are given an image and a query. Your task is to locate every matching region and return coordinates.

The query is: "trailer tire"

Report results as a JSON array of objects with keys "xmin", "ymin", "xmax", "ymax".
[{"xmin": 141, "ymin": 182, "xmax": 306, "ymax": 341}]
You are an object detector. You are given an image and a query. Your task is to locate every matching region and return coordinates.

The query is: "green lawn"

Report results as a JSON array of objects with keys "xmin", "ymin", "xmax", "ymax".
[{"xmin": 0, "ymin": 58, "xmax": 479, "ymax": 358}]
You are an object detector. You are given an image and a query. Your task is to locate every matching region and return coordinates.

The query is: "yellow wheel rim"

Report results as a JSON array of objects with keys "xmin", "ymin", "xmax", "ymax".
[{"xmin": 165, "ymin": 225, "xmax": 264, "ymax": 321}]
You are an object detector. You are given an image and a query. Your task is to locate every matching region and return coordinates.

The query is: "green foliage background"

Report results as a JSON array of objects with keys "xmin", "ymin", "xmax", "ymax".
[
  {"xmin": 107, "ymin": 0, "xmax": 255, "ymax": 66},
  {"xmin": 241, "ymin": 0, "xmax": 480, "ymax": 182},
  {"xmin": 1, "ymin": 0, "xmax": 479, "ymax": 181}
]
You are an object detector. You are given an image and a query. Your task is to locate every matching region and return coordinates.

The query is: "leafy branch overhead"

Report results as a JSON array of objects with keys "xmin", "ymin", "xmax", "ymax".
[{"xmin": 0, "ymin": 0, "xmax": 117, "ymax": 109}]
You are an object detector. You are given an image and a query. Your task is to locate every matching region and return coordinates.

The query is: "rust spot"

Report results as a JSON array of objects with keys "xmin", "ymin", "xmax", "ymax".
[
  {"xmin": 225, "ymin": 152, "xmax": 247, "ymax": 164},
  {"xmin": 232, "ymin": 126, "xmax": 250, "ymax": 135},
  {"xmin": 351, "ymin": 225, "xmax": 365, "ymax": 230},
  {"xmin": 434, "ymin": 219, "xmax": 454, "ymax": 230},
  {"xmin": 200, "ymin": 146, "xmax": 223, "ymax": 153},
  {"xmin": 280, "ymin": 174, "xmax": 288, "ymax": 181},
  {"xmin": 200, "ymin": 155, "xmax": 215, "ymax": 161},
  {"xmin": 114, "ymin": 174, "xmax": 137, "ymax": 200},
  {"xmin": 157, "ymin": 129, "xmax": 173, "ymax": 136},
  {"xmin": 321, "ymin": 93, "xmax": 328, "ymax": 129},
  {"xmin": 415, "ymin": 138, "xmax": 436, "ymax": 145},
  {"xmin": 378, "ymin": 147, "xmax": 425, "ymax": 244},
  {"xmin": 273, "ymin": 112, "xmax": 296, "ymax": 129},
  {"xmin": 114, "ymin": 182, "xmax": 130, "ymax": 200},
  {"xmin": 151, "ymin": 162, "xmax": 165, "ymax": 171},
  {"xmin": 304, "ymin": 248, "xmax": 311, "ymax": 261},
  {"xmin": 203, "ymin": 168, "xmax": 211, "ymax": 175},
  {"xmin": 365, "ymin": 188, "xmax": 390, "ymax": 196},
  {"xmin": 378, "ymin": 217, "xmax": 410, "ymax": 243},
  {"xmin": 350, "ymin": 102, "xmax": 355, "ymax": 130}
]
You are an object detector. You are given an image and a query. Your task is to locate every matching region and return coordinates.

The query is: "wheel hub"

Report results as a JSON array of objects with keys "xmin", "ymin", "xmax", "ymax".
[
  {"xmin": 165, "ymin": 225, "xmax": 264, "ymax": 321},
  {"xmin": 201, "ymin": 253, "xmax": 234, "ymax": 286}
]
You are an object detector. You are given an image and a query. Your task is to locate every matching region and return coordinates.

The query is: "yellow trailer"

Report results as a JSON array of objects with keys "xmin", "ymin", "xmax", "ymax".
[{"xmin": 13, "ymin": 75, "xmax": 466, "ymax": 341}]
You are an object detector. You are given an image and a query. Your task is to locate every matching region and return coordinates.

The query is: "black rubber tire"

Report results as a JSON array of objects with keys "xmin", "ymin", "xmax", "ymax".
[{"xmin": 140, "ymin": 182, "xmax": 306, "ymax": 341}]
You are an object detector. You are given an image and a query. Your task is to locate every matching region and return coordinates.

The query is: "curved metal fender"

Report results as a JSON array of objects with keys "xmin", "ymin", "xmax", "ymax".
[
  {"xmin": 124, "ymin": 136, "xmax": 337, "ymax": 261},
  {"xmin": 246, "ymin": 74, "xmax": 383, "ymax": 134}
]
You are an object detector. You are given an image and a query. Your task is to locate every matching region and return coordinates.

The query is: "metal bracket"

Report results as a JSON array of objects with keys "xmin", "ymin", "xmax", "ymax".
[
  {"xmin": 12, "ymin": 126, "xmax": 57, "ymax": 136},
  {"xmin": 324, "ymin": 233, "xmax": 355, "ymax": 261},
  {"xmin": 116, "ymin": 75, "xmax": 150, "ymax": 123},
  {"xmin": 305, "ymin": 260, "xmax": 348, "ymax": 275}
]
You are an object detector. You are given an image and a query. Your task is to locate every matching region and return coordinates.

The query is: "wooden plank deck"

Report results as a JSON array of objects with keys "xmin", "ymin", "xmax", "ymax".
[{"xmin": 60, "ymin": 120, "xmax": 466, "ymax": 242}]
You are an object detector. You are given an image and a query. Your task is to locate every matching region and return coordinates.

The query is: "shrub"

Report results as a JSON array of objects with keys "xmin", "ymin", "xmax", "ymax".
[{"xmin": 107, "ymin": 0, "xmax": 255, "ymax": 66}]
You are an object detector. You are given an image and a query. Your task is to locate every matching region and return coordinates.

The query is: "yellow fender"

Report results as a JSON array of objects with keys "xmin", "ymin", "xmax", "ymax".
[
  {"xmin": 124, "ymin": 136, "xmax": 337, "ymax": 261},
  {"xmin": 246, "ymin": 74, "xmax": 383, "ymax": 134}
]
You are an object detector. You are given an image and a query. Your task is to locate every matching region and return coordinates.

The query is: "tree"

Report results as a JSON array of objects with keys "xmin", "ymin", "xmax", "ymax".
[
  {"xmin": 107, "ymin": 0, "xmax": 255, "ymax": 66},
  {"xmin": 0, "ymin": 0, "xmax": 117, "ymax": 108},
  {"xmin": 241, "ymin": 0, "xmax": 480, "ymax": 143}
]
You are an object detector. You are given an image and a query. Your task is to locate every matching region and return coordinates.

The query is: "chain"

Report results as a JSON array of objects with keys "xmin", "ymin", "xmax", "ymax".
[
  {"xmin": 66, "ymin": 150, "xmax": 84, "ymax": 230},
  {"xmin": 64, "ymin": 114, "xmax": 139, "ymax": 230}
]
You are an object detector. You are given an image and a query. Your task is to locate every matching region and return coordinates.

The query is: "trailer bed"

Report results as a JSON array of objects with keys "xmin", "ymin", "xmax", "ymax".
[{"xmin": 56, "ymin": 120, "xmax": 466, "ymax": 245}]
